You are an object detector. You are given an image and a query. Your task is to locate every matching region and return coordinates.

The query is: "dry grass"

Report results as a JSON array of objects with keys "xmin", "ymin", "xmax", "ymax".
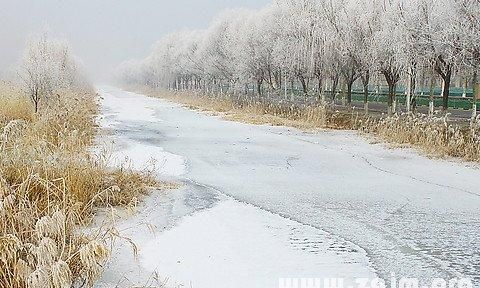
[
  {"xmin": 0, "ymin": 82, "xmax": 35, "ymax": 124},
  {"xmin": 136, "ymin": 88, "xmax": 355, "ymax": 130},
  {"xmin": 0, "ymin": 82, "xmax": 159, "ymax": 287},
  {"xmin": 358, "ymin": 113, "xmax": 480, "ymax": 162}
]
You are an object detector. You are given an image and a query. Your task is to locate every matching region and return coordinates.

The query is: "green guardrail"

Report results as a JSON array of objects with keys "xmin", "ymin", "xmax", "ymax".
[
  {"xmin": 221, "ymin": 84, "xmax": 477, "ymax": 110},
  {"xmin": 349, "ymin": 92, "xmax": 476, "ymax": 110},
  {"xmin": 359, "ymin": 87, "xmax": 473, "ymax": 98}
]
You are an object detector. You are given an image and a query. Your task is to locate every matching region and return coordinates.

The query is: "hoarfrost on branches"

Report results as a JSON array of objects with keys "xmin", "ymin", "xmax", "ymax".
[{"xmin": 115, "ymin": 0, "xmax": 480, "ymax": 112}]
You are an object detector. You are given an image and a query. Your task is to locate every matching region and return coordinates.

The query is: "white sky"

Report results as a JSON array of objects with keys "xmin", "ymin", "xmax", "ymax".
[{"xmin": 0, "ymin": 0, "xmax": 270, "ymax": 82}]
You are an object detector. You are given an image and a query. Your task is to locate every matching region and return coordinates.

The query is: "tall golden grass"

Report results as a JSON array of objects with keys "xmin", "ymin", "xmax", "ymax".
[
  {"xmin": 0, "ymin": 82, "xmax": 34, "ymax": 124},
  {"xmin": 359, "ymin": 113, "xmax": 480, "ymax": 161},
  {"xmin": 0, "ymin": 82, "xmax": 156, "ymax": 288}
]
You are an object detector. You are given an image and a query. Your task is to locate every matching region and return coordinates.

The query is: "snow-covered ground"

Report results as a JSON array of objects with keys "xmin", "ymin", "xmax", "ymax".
[{"xmin": 95, "ymin": 87, "xmax": 480, "ymax": 288}]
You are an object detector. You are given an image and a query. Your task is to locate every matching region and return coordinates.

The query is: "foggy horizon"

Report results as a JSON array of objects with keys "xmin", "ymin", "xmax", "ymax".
[{"xmin": 0, "ymin": 0, "xmax": 270, "ymax": 83}]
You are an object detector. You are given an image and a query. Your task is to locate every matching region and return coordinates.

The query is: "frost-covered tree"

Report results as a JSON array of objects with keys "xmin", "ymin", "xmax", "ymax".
[
  {"xmin": 233, "ymin": 9, "xmax": 271, "ymax": 95},
  {"xmin": 269, "ymin": 0, "xmax": 319, "ymax": 96},
  {"xmin": 422, "ymin": 0, "xmax": 459, "ymax": 111},
  {"xmin": 322, "ymin": 0, "xmax": 377, "ymax": 108},
  {"xmin": 372, "ymin": 0, "xmax": 404, "ymax": 115},
  {"xmin": 451, "ymin": 0, "xmax": 480, "ymax": 117},
  {"xmin": 396, "ymin": 0, "xmax": 424, "ymax": 112},
  {"xmin": 19, "ymin": 35, "xmax": 87, "ymax": 112},
  {"xmin": 116, "ymin": 0, "xmax": 480, "ymax": 116}
]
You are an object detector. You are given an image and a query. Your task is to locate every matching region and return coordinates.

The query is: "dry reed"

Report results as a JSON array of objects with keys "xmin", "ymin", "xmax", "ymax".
[
  {"xmin": 359, "ymin": 113, "xmax": 480, "ymax": 161},
  {"xmin": 0, "ymin": 82, "xmax": 157, "ymax": 288}
]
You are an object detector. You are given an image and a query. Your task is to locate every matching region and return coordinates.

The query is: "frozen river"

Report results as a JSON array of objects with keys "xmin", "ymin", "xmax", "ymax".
[{"xmin": 96, "ymin": 87, "xmax": 479, "ymax": 288}]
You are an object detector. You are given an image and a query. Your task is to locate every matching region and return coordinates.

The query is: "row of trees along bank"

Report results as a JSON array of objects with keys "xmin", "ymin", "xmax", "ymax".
[{"xmin": 115, "ymin": 0, "xmax": 480, "ymax": 119}]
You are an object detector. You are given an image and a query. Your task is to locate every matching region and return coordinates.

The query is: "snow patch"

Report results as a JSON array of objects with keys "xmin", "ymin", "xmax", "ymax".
[
  {"xmin": 140, "ymin": 200, "xmax": 376, "ymax": 288},
  {"xmin": 109, "ymin": 142, "xmax": 186, "ymax": 176}
]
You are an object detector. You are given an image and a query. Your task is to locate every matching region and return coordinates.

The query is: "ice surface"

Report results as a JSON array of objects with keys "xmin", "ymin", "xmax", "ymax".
[
  {"xmin": 96, "ymin": 90, "xmax": 186, "ymax": 176},
  {"xmin": 95, "ymin": 87, "xmax": 480, "ymax": 287}
]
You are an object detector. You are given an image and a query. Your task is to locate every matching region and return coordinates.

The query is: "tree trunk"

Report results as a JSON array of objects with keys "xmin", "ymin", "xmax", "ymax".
[
  {"xmin": 299, "ymin": 76, "xmax": 308, "ymax": 96},
  {"xmin": 275, "ymin": 71, "xmax": 282, "ymax": 91},
  {"xmin": 317, "ymin": 76, "xmax": 323, "ymax": 102},
  {"xmin": 331, "ymin": 76, "xmax": 339, "ymax": 101},
  {"xmin": 393, "ymin": 84, "xmax": 397, "ymax": 113},
  {"xmin": 32, "ymin": 89, "xmax": 39, "ymax": 113},
  {"xmin": 341, "ymin": 82, "xmax": 347, "ymax": 106},
  {"xmin": 434, "ymin": 55, "xmax": 452, "ymax": 111},
  {"xmin": 462, "ymin": 77, "xmax": 468, "ymax": 98},
  {"xmin": 406, "ymin": 78, "xmax": 411, "ymax": 113},
  {"xmin": 290, "ymin": 79, "xmax": 294, "ymax": 101},
  {"xmin": 410, "ymin": 68, "xmax": 417, "ymax": 113},
  {"xmin": 387, "ymin": 82, "xmax": 395, "ymax": 115},
  {"xmin": 34, "ymin": 97, "xmax": 39, "ymax": 113},
  {"xmin": 429, "ymin": 75, "xmax": 435, "ymax": 116},
  {"xmin": 256, "ymin": 79, "xmax": 263, "ymax": 96},
  {"xmin": 346, "ymin": 80, "xmax": 353, "ymax": 106},
  {"xmin": 472, "ymin": 73, "xmax": 478, "ymax": 124},
  {"xmin": 441, "ymin": 70, "xmax": 452, "ymax": 111},
  {"xmin": 382, "ymin": 70, "xmax": 396, "ymax": 116},
  {"xmin": 267, "ymin": 69, "xmax": 274, "ymax": 90},
  {"xmin": 361, "ymin": 71, "xmax": 370, "ymax": 115}
]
